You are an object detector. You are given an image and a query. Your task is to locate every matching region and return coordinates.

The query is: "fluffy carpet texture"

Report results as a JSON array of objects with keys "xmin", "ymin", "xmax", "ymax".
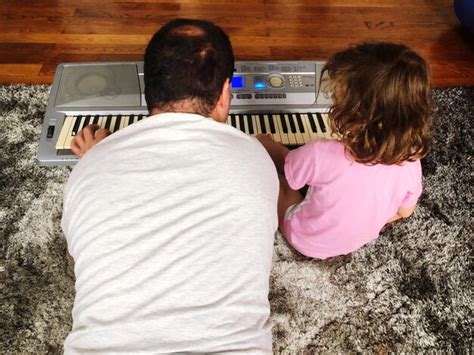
[{"xmin": 0, "ymin": 85, "xmax": 472, "ymax": 354}]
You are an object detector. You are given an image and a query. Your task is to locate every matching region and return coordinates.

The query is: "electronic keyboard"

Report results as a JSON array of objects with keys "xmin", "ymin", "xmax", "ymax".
[{"xmin": 38, "ymin": 61, "xmax": 333, "ymax": 166}]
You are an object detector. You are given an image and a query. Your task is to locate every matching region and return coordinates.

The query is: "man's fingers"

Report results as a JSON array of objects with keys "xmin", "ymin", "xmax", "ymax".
[
  {"xmin": 95, "ymin": 128, "xmax": 111, "ymax": 141},
  {"xmin": 82, "ymin": 124, "xmax": 100, "ymax": 142},
  {"xmin": 71, "ymin": 139, "xmax": 83, "ymax": 158}
]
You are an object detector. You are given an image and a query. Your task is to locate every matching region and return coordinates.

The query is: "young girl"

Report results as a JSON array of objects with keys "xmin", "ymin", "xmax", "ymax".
[{"xmin": 258, "ymin": 42, "xmax": 433, "ymax": 259}]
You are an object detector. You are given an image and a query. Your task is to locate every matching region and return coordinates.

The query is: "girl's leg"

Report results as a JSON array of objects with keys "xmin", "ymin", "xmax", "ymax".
[{"xmin": 277, "ymin": 173, "xmax": 304, "ymax": 231}]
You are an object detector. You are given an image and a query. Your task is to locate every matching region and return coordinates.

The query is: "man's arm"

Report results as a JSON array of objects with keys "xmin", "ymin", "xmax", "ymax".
[{"xmin": 71, "ymin": 124, "xmax": 110, "ymax": 158}]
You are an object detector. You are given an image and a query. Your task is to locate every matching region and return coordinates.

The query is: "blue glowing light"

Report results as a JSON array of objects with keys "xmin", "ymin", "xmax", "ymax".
[
  {"xmin": 254, "ymin": 82, "xmax": 266, "ymax": 89},
  {"xmin": 231, "ymin": 76, "xmax": 244, "ymax": 89}
]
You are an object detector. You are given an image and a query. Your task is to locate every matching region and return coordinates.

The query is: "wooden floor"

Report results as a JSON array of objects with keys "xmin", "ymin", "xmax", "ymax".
[{"xmin": 0, "ymin": 0, "xmax": 473, "ymax": 86}]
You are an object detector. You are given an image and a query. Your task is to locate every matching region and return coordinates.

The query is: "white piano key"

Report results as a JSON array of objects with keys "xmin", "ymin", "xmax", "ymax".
[
  {"xmin": 273, "ymin": 114, "xmax": 289, "ymax": 145},
  {"xmin": 55, "ymin": 116, "xmax": 74, "ymax": 150},
  {"xmin": 120, "ymin": 115, "xmax": 129, "ymax": 130},
  {"xmin": 302, "ymin": 114, "xmax": 317, "ymax": 141},
  {"xmin": 234, "ymin": 114, "xmax": 241, "ymax": 131},
  {"xmin": 242, "ymin": 114, "xmax": 250, "ymax": 134},
  {"xmin": 263, "ymin": 114, "xmax": 279, "ymax": 142},
  {"xmin": 290, "ymin": 113, "xmax": 305, "ymax": 145},
  {"xmin": 298, "ymin": 114, "xmax": 311, "ymax": 143},
  {"xmin": 253, "ymin": 115, "xmax": 261, "ymax": 135}
]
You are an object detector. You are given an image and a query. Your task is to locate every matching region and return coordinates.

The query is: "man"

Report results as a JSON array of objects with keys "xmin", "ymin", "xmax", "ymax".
[{"xmin": 62, "ymin": 19, "xmax": 278, "ymax": 353}]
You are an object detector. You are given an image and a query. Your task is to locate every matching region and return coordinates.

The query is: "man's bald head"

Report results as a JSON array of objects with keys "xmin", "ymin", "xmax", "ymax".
[{"xmin": 144, "ymin": 19, "xmax": 234, "ymax": 115}]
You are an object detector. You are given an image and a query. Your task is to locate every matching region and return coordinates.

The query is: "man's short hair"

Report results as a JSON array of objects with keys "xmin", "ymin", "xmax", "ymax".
[{"xmin": 144, "ymin": 19, "xmax": 234, "ymax": 115}]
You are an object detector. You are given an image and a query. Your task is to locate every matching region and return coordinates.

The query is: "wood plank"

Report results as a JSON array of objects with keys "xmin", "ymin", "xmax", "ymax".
[{"xmin": 0, "ymin": 0, "xmax": 471, "ymax": 86}]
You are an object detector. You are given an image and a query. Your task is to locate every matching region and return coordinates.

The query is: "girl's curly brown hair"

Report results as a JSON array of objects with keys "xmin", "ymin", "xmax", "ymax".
[{"xmin": 322, "ymin": 42, "xmax": 434, "ymax": 165}]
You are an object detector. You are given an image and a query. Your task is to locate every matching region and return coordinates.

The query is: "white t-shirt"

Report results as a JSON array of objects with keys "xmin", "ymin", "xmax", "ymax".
[{"xmin": 61, "ymin": 113, "xmax": 279, "ymax": 354}]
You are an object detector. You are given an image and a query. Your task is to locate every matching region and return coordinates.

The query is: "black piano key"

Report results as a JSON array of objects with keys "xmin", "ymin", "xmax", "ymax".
[
  {"xmin": 238, "ymin": 115, "xmax": 246, "ymax": 132},
  {"xmin": 258, "ymin": 115, "xmax": 267, "ymax": 134},
  {"xmin": 92, "ymin": 115, "xmax": 99, "ymax": 125},
  {"xmin": 296, "ymin": 113, "xmax": 305, "ymax": 133},
  {"xmin": 128, "ymin": 114, "xmax": 135, "ymax": 125},
  {"xmin": 267, "ymin": 114, "xmax": 276, "ymax": 134},
  {"xmin": 105, "ymin": 115, "xmax": 112, "ymax": 130},
  {"xmin": 230, "ymin": 114, "xmax": 236, "ymax": 128},
  {"xmin": 308, "ymin": 113, "xmax": 318, "ymax": 133},
  {"xmin": 245, "ymin": 115, "xmax": 254, "ymax": 134},
  {"xmin": 278, "ymin": 115, "xmax": 288, "ymax": 133},
  {"xmin": 72, "ymin": 115, "xmax": 82, "ymax": 136},
  {"xmin": 288, "ymin": 114, "xmax": 297, "ymax": 133},
  {"xmin": 83, "ymin": 115, "xmax": 91, "ymax": 127},
  {"xmin": 114, "ymin": 115, "xmax": 122, "ymax": 132},
  {"xmin": 316, "ymin": 113, "xmax": 327, "ymax": 132},
  {"xmin": 138, "ymin": 114, "xmax": 144, "ymax": 121}
]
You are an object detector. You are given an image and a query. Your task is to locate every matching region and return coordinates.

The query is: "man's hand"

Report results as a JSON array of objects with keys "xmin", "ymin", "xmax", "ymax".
[{"xmin": 71, "ymin": 124, "xmax": 111, "ymax": 158}]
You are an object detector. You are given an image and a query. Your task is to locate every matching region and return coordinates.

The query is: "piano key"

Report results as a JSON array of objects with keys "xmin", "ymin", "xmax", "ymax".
[
  {"xmin": 105, "ymin": 115, "xmax": 112, "ymax": 131},
  {"xmin": 82, "ymin": 115, "xmax": 91, "ymax": 128},
  {"xmin": 274, "ymin": 114, "xmax": 290, "ymax": 145},
  {"xmin": 239, "ymin": 115, "xmax": 246, "ymax": 133},
  {"xmin": 55, "ymin": 116, "xmax": 75, "ymax": 150},
  {"xmin": 302, "ymin": 114, "xmax": 318, "ymax": 140},
  {"xmin": 258, "ymin": 115, "xmax": 267, "ymax": 134},
  {"xmin": 316, "ymin": 112, "xmax": 327, "ymax": 133},
  {"xmin": 245, "ymin": 115, "xmax": 254, "ymax": 135},
  {"xmin": 266, "ymin": 114, "xmax": 276, "ymax": 134},
  {"xmin": 299, "ymin": 114, "xmax": 312, "ymax": 142},
  {"xmin": 291, "ymin": 114, "xmax": 305, "ymax": 145},
  {"xmin": 253, "ymin": 115, "xmax": 261, "ymax": 135},
  {"xmin": 322, "ymin": 114, "xmax": 333, "ymax": 139},
  {"xmin": 284, "ymin": 114, "xmax": 297, "ymax": 145},
  {"xmin": 278, "ymin": 114, "xmax": 288, "ymax": 134},
  {"xmin": 226, "ymin": 114, "xmax": 232, "ymax": 125},
  {"xmin": 230, "ymin": 114, "xmax": 236, "ymax": 128},
  {"xmin": 92, "ymin": 115, "xmax": 99, "ymax": 125},
  {"xmin": 296, "ymin": 114, "xmax": 305, "ymax": 133},
  {"xmin": 71, "ymin": 115, "xmax": 83, "ymax": 136},
  {"xmin": 288, "ymin": 113, "xmax": 297, "ymax": 133},
  {"xmin": 112, "ymin": 115, "xmax": 121, "ymax": 132},
  {"xmin": 268, "ymin": 114, "xmax": 282, "ymax": 142},
  {"xmin": 128, "ymin": 114, "xmax": 134, "ymax": 126},
  {"xmin": 308, "ymin": 113, "xmax": 318, "ymax": 134},
  {"xmin": 138, "ymin": 114, "xmax": 144, "ymax": 121},
  {"xmin": 234, "ymin": 114, "xmax": 241, "ymax": 131}
]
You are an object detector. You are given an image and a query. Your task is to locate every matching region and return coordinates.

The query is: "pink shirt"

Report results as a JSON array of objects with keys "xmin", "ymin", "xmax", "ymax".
[{"xmin": 283, "ymin": 139, "xmax": 422, "ymax": 260}]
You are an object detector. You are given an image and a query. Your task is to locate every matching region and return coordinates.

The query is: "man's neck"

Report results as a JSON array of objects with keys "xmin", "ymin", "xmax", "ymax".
[{"xmin": 150, "ymin": 101, "xmax": 222, "ymax": 122}]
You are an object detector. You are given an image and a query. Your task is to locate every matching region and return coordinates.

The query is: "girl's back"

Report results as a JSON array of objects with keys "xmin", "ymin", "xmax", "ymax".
[{"xmin": 284, "ymin": 139, "xmax": 421, "ymax": 259}]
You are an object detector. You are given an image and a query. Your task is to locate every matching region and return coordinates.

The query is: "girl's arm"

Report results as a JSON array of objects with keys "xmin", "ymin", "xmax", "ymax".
[{"xmin": 387, "ymin": 204, "xmax": 417, "ymax": 223}]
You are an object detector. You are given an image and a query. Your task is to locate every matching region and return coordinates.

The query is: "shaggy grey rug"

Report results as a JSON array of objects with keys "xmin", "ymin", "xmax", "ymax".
[{"xmin": 0, "ymin": 85, "xmax": 472, "ymax": 354}]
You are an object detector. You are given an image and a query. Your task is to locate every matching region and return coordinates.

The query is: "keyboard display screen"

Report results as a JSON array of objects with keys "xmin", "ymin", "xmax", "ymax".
[{"xmin": 231, "ymin": 76, "xmax": 244, "ymax": 89}]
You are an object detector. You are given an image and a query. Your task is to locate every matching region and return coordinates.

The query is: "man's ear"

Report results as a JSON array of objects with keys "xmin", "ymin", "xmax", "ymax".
[{"xmin": 210, "ymin": 78, "xmax": 231, "ymax": 123}]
